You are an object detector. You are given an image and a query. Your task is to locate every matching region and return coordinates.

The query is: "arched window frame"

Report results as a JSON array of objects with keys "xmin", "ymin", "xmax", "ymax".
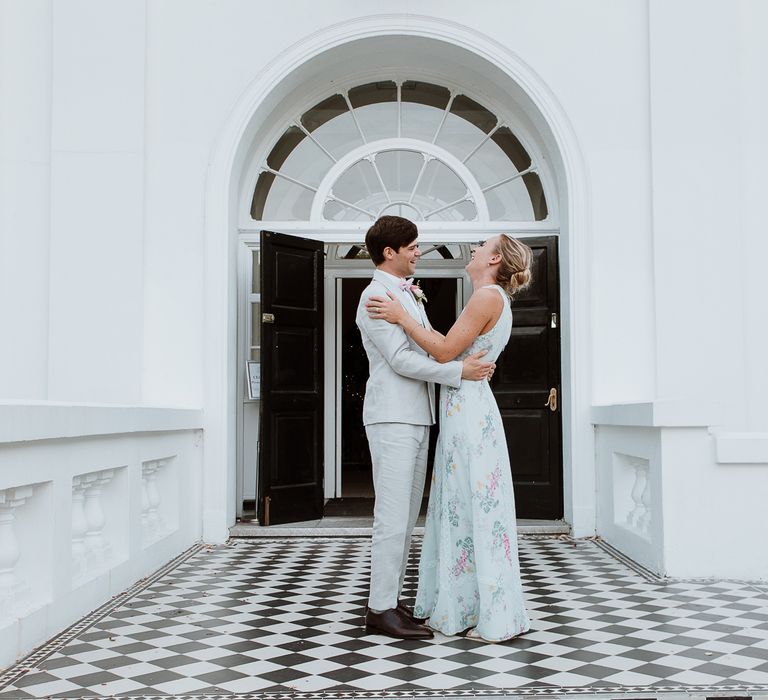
[
  {"xmin": 237, "ymin": 73, "xmax": 559, "ymax": 233},
  {"xmin": 310, "ymin": 139, "xmax": 490, "ymax": 222}
]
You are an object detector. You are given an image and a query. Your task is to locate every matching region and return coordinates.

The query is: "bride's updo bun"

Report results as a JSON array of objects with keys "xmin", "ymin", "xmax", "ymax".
[{"xmin": 494, "ymin": 235, "xmax": 533, "ymax": 297}]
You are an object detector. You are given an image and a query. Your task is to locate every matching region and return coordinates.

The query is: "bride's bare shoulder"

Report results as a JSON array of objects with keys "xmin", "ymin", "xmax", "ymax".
[{"xmin": 467, "ymin": 286, "xmax": 504, "ymax": 309}]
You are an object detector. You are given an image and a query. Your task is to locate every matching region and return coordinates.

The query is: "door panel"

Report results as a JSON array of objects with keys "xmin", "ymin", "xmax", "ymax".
[
  {"xmin": 259, "ymin": 230, "xmax": 324, "ymax": 525},
  {"xmin": 491, "ymin": 236, "xmax": 562, "ymax": 519},
  {"xmin": 270, "ymin": 412, "xmax": 318, "ymax": 483},
  {"xmin": 274, "ymin": 328, "xmax": 318, "ymax": 390}
]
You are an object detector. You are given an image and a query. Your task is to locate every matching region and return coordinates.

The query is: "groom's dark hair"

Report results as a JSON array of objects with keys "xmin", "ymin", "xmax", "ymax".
[{"xmin": 365, "ymin": 216, "xmax": 418, "ymax": 266}]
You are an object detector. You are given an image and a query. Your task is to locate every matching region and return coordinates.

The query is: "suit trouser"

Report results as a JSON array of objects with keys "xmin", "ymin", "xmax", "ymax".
[{"xmin": 365, "ymin": 422, "xmax": 430, "ymax": 612}]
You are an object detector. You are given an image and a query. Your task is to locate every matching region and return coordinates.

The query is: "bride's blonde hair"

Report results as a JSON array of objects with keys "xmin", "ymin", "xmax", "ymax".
[{"xmin": 494, "ymin": 235, "xmax": 533, "ymax": 297}]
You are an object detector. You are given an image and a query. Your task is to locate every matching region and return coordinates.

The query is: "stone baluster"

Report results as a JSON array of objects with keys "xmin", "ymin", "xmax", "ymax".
[
  {"xmin": 83, "ymin": 469, "xmax": 115, "ymax": 570},
  {"xmin": 638, "ymin": 471, "xmax": 652, "ymax": 536},
  {"xmin": 146, "ymin": 461, "xmax": 161, "ymax": 532},
  {"xmin": 71, "ymin": 479, "xmax": 88, "ymax": 581},
  {"xmin": 0, "ymin": 486, "xmax": 34, "ymax": 619},
  {"xmin": 140, "ymin": 463, "xmax": 151, "ymax": 538},
  {"xmin": 142, "ymin": 459, "xmax": 168, "ymax": 545},
  {"xmin": 626, "ymin": 458, "xmax": 650, "ymax": 534}
]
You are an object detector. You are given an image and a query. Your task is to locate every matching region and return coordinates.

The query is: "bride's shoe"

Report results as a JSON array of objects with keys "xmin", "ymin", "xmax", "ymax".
[
  {"xmin": 464, "ymin": 626, "xmax": 532, "ymax": 643},
  {"xmin": 464, "ymin": 627, "xmax": 485, "ymax": 641}
]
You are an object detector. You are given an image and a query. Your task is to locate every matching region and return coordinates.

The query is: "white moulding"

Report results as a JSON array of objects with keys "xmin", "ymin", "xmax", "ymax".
[
  {"xmin": 714, "ymin": 432, "xmax": 768, "ymax": 464},
  {"xmin": 0, "ymin": 403, "xmax": 203, "ymax": 444},
  {"xmin": 591, "ymin": 400, "xmax": 721, "ymax": 428}
]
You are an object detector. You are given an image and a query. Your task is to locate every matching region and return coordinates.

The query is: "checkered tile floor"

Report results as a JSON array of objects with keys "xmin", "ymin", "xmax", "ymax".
[{"xmin": 2, "ymin": 536, "xmax": 768, "ymax": 698}]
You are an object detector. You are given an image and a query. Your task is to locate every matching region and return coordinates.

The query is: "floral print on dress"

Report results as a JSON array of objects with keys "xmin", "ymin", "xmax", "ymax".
[
  {"xmin": 476, "ymin": 464, "xmax": 502, "ymax": 513},
  {"xmin": 414, "ymin": 285, "xmax": 531, "ymax": 642},
  {"xmin": 492, "ymin": 520, "xmax": 513, "ymax": 564},
  {"xmin": 447, "ymin": 495, "xmax": 460, "ymax": 526},
  {"xmin": 445, "ymin": 387, "xmax": 464, "ymax": 417},
  {"xmin": 480, "ymin": 411, "xmax": 497, "ymax": 445},
  {"xmin": 451, "ymin": 537, "xmax": 475, "ymax": 577}
]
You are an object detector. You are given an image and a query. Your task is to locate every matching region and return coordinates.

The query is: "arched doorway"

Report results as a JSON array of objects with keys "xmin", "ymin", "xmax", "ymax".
[
  {"xmin": 238, "ymin": 76, "xmax": 560, "ymax": 525},
  {"xmin": 203, "ymin": 20, "xmax": 593, "ymax": 540}
]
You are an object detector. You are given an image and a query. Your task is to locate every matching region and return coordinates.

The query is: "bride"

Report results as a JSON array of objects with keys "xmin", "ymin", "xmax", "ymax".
[{"xmin": 366, "ymin": 234, "xmax": 533, "ymax": 642}]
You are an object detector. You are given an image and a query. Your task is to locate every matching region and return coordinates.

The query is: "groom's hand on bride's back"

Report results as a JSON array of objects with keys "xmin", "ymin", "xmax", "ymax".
[{"xmin": 461, "ymin": 350, "xmax": 495, "ymax": 381}]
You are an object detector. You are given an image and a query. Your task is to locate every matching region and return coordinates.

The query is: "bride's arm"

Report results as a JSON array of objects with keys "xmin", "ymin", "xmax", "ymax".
[{"xmin": 368, "ymin": 288, "xmax": 501, "ymax": 362}]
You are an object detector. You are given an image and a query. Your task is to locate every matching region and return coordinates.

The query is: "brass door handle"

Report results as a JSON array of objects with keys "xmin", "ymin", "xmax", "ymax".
[{"xmin": 545, "ymin": 387, "xmax": 557, "ymax": 412}]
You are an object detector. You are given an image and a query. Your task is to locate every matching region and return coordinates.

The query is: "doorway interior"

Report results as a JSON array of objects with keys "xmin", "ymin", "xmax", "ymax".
[{"xmin": 333, "ymin": 275, "xmax": 462, "ymax": 517}]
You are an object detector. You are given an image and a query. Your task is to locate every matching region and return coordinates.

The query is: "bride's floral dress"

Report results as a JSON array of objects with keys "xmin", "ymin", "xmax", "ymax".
[{"xmin": 414, "ymin": 285, "xmax": 531, "ymax": 641}]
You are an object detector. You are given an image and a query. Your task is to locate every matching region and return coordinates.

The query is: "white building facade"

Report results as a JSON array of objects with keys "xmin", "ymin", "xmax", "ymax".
[{"xmin": 1, "ymin": 0, "xmax": 767, "ymax": 667}]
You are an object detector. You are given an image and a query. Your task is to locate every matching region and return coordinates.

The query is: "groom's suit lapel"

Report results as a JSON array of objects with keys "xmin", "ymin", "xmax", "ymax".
[{"xmin": 418, "ymin": 295, "xmax": 431, "ymax": 330}]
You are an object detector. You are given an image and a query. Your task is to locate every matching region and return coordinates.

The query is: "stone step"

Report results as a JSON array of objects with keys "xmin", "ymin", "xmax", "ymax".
[{"xmin": 230, "ymin": 518, "xmax": 570, "ymax": 538}]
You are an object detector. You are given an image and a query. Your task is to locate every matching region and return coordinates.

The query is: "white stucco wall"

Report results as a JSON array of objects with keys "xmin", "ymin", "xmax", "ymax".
[
  {"xmin": 2, "ymin": 1, "xmax": 766, "ymax": 417},
  {"xmin": 139, "ymin": 0, "xmax": 659, "ymax": 409},
  {"xmin": 0, "ymin": 8, "xmax": 766, "ymax": 668},
  {"xmin": 0, "ymin": 0, "xmax": 51, "ymax": 401}
]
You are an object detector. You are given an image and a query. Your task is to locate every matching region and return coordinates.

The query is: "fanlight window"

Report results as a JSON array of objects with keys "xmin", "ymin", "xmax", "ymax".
[
  {"xmin": 333, "ymin": 243, "xmax": 464, "ymax": 261},
  {"xmin": 251, "ymin": 80, "xmax": 548, "ymax": 223}
]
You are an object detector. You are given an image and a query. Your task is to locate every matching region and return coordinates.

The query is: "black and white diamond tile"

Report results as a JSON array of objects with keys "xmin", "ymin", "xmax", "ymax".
[{"xmin": 2, "ymin": 536, "xmax": 768, "ymax": 697}]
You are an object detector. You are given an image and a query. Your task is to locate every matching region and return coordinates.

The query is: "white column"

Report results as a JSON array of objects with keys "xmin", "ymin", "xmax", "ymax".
[
  {"xmin": 0, "ymin": 0, "xmax": 52, "ymax": 399},
  {"xmin": 648, "ymin": 0, "xmax": 746, "ymax": 427},
  {"xmin": 739, "ymin": 0, "xmax": 768, "ymax": 431},
  {"xmin": 47, "ymin": 1, "xmax": 146, "ymax": 403}
]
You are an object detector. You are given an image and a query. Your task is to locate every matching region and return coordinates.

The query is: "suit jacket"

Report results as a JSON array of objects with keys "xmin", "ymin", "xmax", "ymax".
[{"xmin": 355, "ymin": 269, "xmax": 463, "ymax": 426}]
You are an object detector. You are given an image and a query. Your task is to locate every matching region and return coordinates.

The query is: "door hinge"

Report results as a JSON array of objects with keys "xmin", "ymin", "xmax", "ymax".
[
  {"xmin": 263, "ymin": 495, "xmax": 271, "ymax": 526},
  {"xmin": 262, "ymin": 312, "xmax": 275, "ymax": 324}
]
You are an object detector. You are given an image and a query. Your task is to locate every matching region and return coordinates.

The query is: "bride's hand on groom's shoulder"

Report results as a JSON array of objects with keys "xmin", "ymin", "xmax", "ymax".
[{"xmin": 366, "ymin": 292, "xmax": 404, "ymax": 324}]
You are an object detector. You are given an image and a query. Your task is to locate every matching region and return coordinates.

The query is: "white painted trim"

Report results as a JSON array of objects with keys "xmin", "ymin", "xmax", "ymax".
[
  {"xmin": 326, "ymin": 274, "xmax": 340, "ymax": 500},
  {"xmin": 714, "ymin": 432, "xmax": 768, "ymax": 464},
  {"xmin": 325, "ymin": 264, "xmax": 467, "ymax": 498},
  {"xmin": 205, "ymin": 14, "xmax": 591, "ymax": 543},
  {"xmin": 0, "ymin": 403, "xmax": 202, "ymax": 443},
  {"xmin": 235, "ymin": 242, "xmax": 252, "ymax": 517},
  {"xmin": 591, "ymin": 400, "xmax": 721, "ymax": 428},
  {"xmin": 309, "ymin": 138, "xmax": 490, "ymax": 221},
  {"xmin": 237, "ymin": 224, "xmax": 559, "ymax": 243}
]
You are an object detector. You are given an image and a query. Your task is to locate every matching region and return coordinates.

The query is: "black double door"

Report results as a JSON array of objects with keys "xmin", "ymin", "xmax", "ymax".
[{"xmin": 258, "ymin": 232, "xmax": 562, "ymax": 524}]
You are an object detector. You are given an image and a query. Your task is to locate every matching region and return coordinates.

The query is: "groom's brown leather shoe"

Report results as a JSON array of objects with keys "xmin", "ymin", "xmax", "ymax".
[
  {"xmin": 397, "ymin": 599, "xmax": 427, "ymax": 624},
  {"xmin": 365, "ymin": 608, "xmax": 434, "ymax": 639}
]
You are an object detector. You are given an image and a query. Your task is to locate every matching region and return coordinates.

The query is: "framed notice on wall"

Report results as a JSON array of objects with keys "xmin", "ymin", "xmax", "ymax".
[{"xmin": 246, "ymin": 361, "xmax": 260, "ymax": 400}]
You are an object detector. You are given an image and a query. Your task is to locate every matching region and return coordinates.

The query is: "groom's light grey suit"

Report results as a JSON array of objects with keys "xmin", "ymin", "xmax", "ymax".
[{"xmin": 356, "ymin": 269, "xmax": 462, "ymax": 611}]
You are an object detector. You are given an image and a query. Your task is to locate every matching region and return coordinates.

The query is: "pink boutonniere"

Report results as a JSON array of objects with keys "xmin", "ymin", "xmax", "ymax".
[{"xmin": 400, "ymin": 278, "xmax": 428, "ymax": 304}]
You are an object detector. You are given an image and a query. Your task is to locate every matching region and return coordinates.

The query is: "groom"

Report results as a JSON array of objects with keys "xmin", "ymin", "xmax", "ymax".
[{"xmin": 356, "ymin": 216, "xmax": 493, "ymax": 639}]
